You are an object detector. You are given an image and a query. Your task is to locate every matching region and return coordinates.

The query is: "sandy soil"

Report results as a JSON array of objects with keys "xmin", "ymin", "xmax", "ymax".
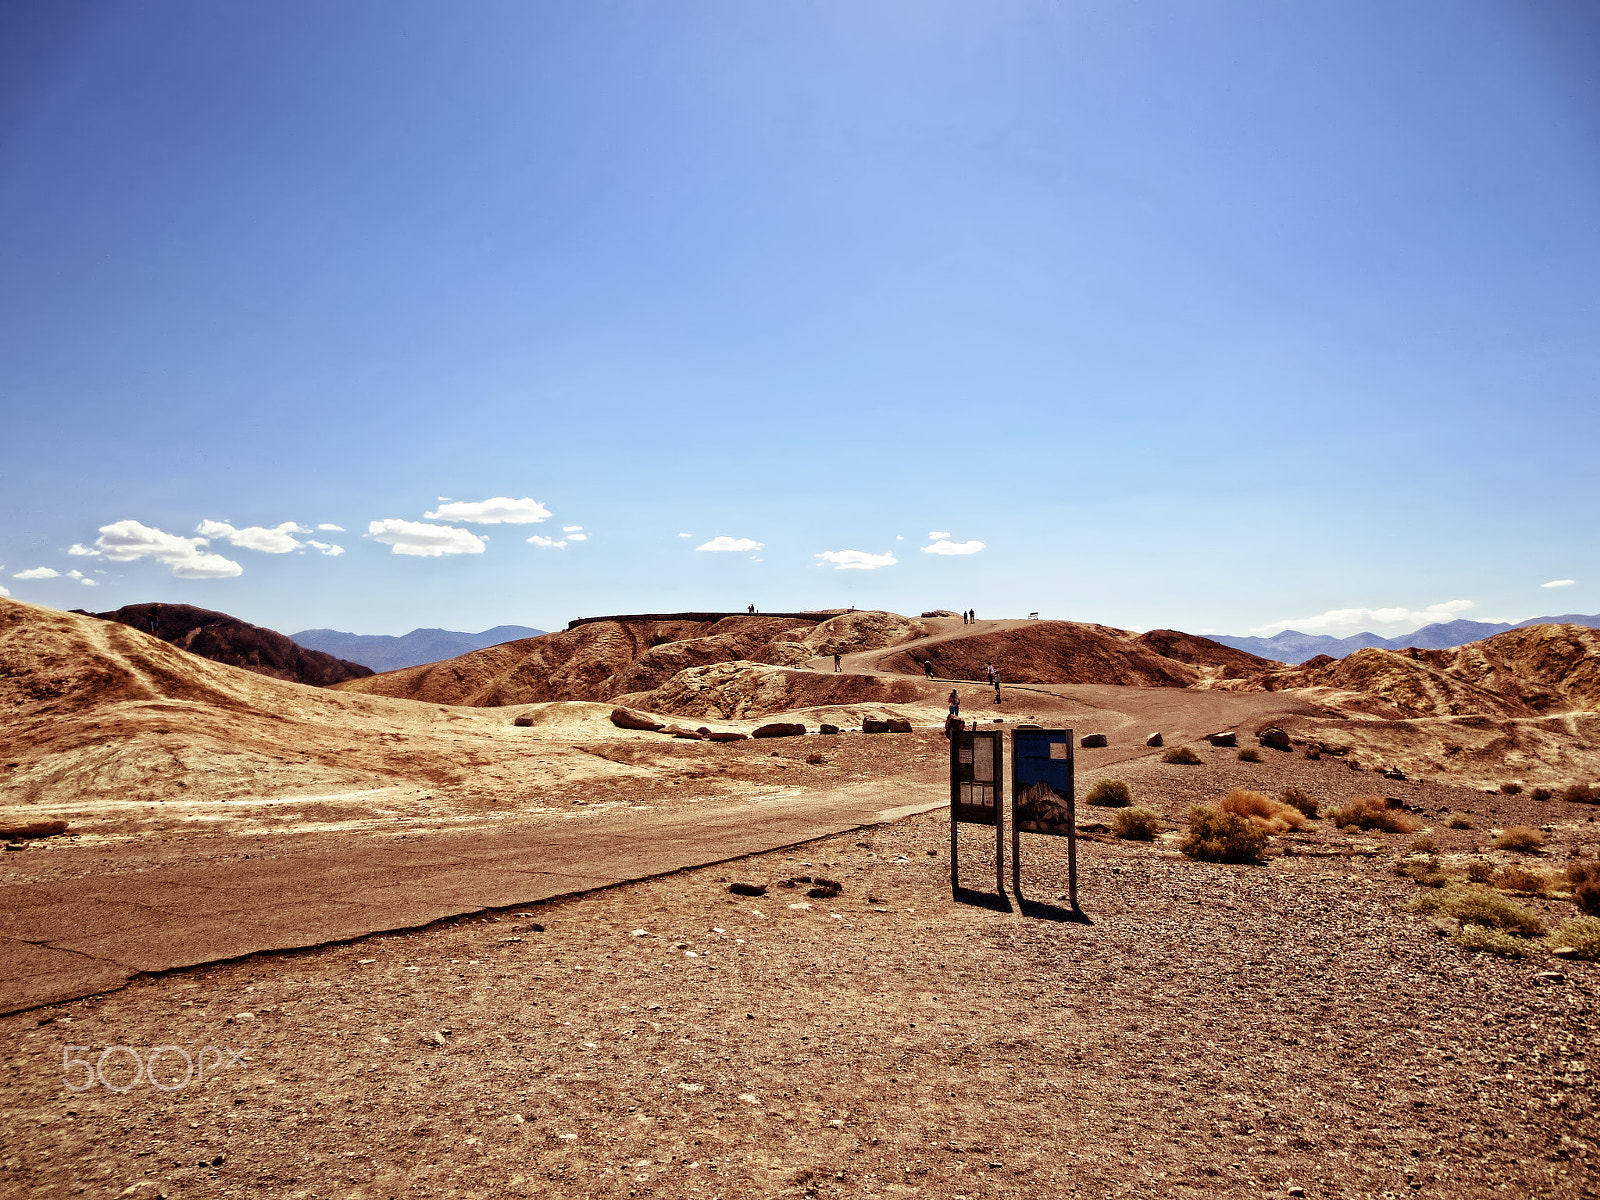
[{"xmin": 3, "ymin": 751, "xmax": 1596, "ymax": 1200}]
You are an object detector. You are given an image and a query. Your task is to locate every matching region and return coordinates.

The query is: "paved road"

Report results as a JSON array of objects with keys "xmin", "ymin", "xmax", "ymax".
[{"xmin": 0, "ymin": 780, "xmax": 946, "ymax": 1016}]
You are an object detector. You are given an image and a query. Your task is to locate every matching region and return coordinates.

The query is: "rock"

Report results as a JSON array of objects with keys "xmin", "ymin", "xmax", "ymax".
[
  {"xmin": 1288, "ymin": 1189, "xmax": 1307, "ymax": 1199},
  {"xmin": 818, "ymin": 723, "xmax": 840, "ymax": 735},
  {"xmin": 4, "ymin": 842, "xmax": 26, "ymax": 852},
  {"xmin": 812, "ymin": 877, "xmax": 843, "ymax": 891},
  {"xmin": 1384, "ymin": 797, "xmax": 1405, "ymax": 809},
  {"xmin": 0, "ymin": 820, "xmax": 68, "ymax": 839},
  {"xmin": 752, "ymin": 722, "xmax": 806, "ymax": 738},
  {"xmin": 921, "ymin": 610, "xmax": 959, "ymax": 617},
  {"xmin": 885, "ymin": 718, "xmax": 913, "ymax": 733},
  {"xmin": 703, "ymin": 730, "xmax": 748, "ymax": 742},
  {"xmin": 862, "ymin": 719, "xmax": 889, "ymax": 733},
  {"xmin": 807, "ymin": 886, "xmax": 840, "ymax": 899},
  {"xmin": 610, "ymin": 706, "xmax": 664, "ymax": 732},
  {"xmin": 1383, "ymin": 769, "xmax": 1407, "ymax": 781},
  {"xmin": 662, "ymin": 724, "xmax": 706, "ymax": 739},
  {"xmin": 1145, "ymin": 732, "xmax": 1163, "ymax": 747},
  {"xmin": 728, "ymin": 882, "xmax": 767, "ymax": 896},
  {"xmin": 1534, "ymin": 971, "xmax": 1566, "ymax": 985},
  {"xmin": 512, "ymin": 715, "xmax": 534, "ymax": 727},
  {"xmin": 1207, "ymin": 731, "xmax": 1237, "ymax": 747},
  {"xmin": 1256, "ymin": 726, "xmax": 1291, "ymax": 751},
  {"xmin": 1080, "ymin": 733, "xmax": 1108, "ymax": 748},
  {"xmin": 420, "ymin": 1031, "xmax": 448, "ymax": 1047}
]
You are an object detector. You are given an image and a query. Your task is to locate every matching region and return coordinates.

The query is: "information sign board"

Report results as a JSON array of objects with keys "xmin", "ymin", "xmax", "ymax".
[
  {"xmin": 950, "ymin": 729, "xmax": 1002, "ymax": 826},
  {"xmin": 1012, "ymin": 728, "xmax": 1074, "ymax": 835}
]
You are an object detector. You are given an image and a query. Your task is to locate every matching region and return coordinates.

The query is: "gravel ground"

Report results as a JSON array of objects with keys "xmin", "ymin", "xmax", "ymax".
[{"xmin": 3, "ymin": 748, "xmax": 1596, "ymax": 1200}]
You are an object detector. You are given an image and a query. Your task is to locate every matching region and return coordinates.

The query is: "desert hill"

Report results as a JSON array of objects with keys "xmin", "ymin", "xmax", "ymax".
[
  {"xmin": 1253, "ymin": 623, "xmax": 1600, "ymax": 719},
  {"xmin": 290, "ymin": 623, "xmax": 544, "ymax": 672},
  {"xmin": 82, "ymin": 602, "xmax": 372, "ymax": 686},
  {"xmin": 875, "ymin": 621, "xmax": 1277, "ymax": 688},
  {"xmin": 1213, "ymin": 612, "xmax": 1600, "ymax": 663}
]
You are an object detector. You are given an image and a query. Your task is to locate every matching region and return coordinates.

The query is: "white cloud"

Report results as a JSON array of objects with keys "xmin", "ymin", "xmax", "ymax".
[
  {"xmin": 83, "ymin": 519, "xmax": 244, "ymax": 579},
  {"xmin": 196, "ymin": 519, "xmax": 309, "ymax": 554},
  {"xmin": 928, "ymin": 531, "xmax": 951, "ymax": 540},
  {"xmin": 367, "ymin": 519, "xmax": 486, "ymax": 557},
  {"xmin": 697, "ymin": 536, "xmax": 764, "ymax": 552},
  {"xmin": 67, "ymin": 543, "xmax": 96, "ymax": 556},
  {"xmin": 922, "ymin": 539, "xmax": 986, "ymax": 556},
  {"xmin": 567, "ymin": 533, "xmax": 587, "ymax": 541},
  {"xmin": 1541, "ymin": 579, "xmax": 1576, "ymax": 589},
  {"xmin": 816, "ymin": 549, "xmax": 898, "ymax": 570},
  {"xmin": 527, "ymin": 535, "xmax": 568, "ymax": 549},
  {"xmin": 425, "ymin": 497, "xmax": 552, "ymax": 525},
  {"xmin": 678, "ymin": 533, "xmax": 692, "ymax": 538},
  {"xmin": 0, "ymin": 584, "xmax": 7, "ymax": 597},
  {"xmin": 66, "ymin": 569, "xmax": 98, "ymax": 586},
  {"xmin": 13, "ymin": 567, "xmax": 60, "ymax": 580},
  {"xmin": 562, "ymin": 525, "xmax": 583, "ymax": 533},
  {"xmin": 1250, "ymin": 599, "xmax": 1476, "ymax": 636},
  {"xmin": 317, "ymin": 523, "xmax": 345, "ymax": 532},
  {"xmin": 304, "ymin": 540, "xmax": 345, "ymax": 556}
]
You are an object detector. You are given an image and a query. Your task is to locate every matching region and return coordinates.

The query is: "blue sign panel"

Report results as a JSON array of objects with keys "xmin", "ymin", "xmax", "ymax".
[{"xmin": 1012, "ymin": 728, "xmax": 1074, "ymax": 836}]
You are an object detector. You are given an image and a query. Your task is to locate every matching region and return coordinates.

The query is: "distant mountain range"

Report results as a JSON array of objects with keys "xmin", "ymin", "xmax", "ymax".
[
  {"xmin": 289, "ymin": 625, "xmax": 545, "ymax": 673},
  {"xmin": 1210, "ymin": 613, "xmax": 1600, "ymax": 664}
]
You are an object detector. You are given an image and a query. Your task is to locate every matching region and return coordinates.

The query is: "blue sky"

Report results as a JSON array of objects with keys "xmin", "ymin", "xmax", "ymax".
[{"xmin": 2, "ymin": 0, "xmax": 1596, "ymax": 637}]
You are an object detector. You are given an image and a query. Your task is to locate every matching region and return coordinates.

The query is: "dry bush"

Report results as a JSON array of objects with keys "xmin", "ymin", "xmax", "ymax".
[
  {"xmin": 1393, "ymin": 857, "xmax": 1449, "ymax": 888},
  {"xmin": 1499, "ymin": 781, "xmax": 1523, "ymax": 796},
  {"xmin": 1549, "ymin": 916, "xmax": 1600, "ymax": 961},
  {"xmin": 1446, "ymin": 813, "xmax": 1474, "ymax": 829},
  {"xmin": 1219, "ymin": 788, "xmax": 1307, "ymax": 833},
  {"xmin": 1568, "ymin": 862, "xmax": 1600, "ymax": 916},
  {"xmin": 1492, "ymin": 865, "xmax": 1548, "ymax": 894},
  {"xmin": 1161, "ymin": 746, "xmax": 1202, "ymax": 766},
  {"xmin": 1180, "ymin": 806, "xmax": 1269, "ymax": 864},
  {"xmin": 1411, "ymin": 834, "xmax": 1439, "ymax": 854},
  {"xmin": 1112, "ymin": 807, "xmax": 1162, "ymax": 841},
  {"xmin": 805, "ymin": 753, "xmax": 825, "ymax": 765},
  {"xmin": 1237, "ymin": 748, "xmax": 1262, "ymax": 763},
  {"xmin": 1452, "ymin": 924, "xmax": 1538, "ymax": 958},
  {"xmin": 1279, "ymin": 787, "xmax": 1317, "ymax": 818},
  {"xmin": 1531, "ymin": 787, "xmax": 1554, "ymax": 802},
  {"xmin": 1563, "ymin": 782, "xmax": 1599, "ymax": 804},
  {"xmin": 1409, "ymin": 886, "xmax": 1546, "ymax": 936},
  {"xmin": 1492, "ymin": 826, "xmax": 1544, "ymax": 854},
  {"xmin": 1084, "ymin": 778, "xmax": 1132, "ymax": 808},
  {"xmin": 1327, "ymin": 795, "xmax": 1420, "ymax": 833},
  {"xmin": 1464, "ymin": 859, "xmax": 1496, "ymax": 884}
]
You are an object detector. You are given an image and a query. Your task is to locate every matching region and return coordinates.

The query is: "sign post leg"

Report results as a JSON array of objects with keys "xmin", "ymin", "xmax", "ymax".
[{"xmin": 1067, "ymin": 786, "xmax": 1079, "ymax": 912}]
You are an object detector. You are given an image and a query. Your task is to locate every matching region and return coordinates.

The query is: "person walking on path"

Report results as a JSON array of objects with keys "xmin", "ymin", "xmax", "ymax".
[
  {"xmin": 993, "ymin": 674, "xmax": 1003, "ymax": 704},
  {"xmin": 985, "ymin": 662, "xmax": 995, "ymax": 686},
  {"xmin": 948, "ymin": 689, "xmax": 960, "ymax": 718},
  {"xmin": 833, "ymin": 652, "xmax": 842, "ymax": 672},
  {"xmin": 923, "ymin": 660, "xmax": 936, "ymax": 679}
]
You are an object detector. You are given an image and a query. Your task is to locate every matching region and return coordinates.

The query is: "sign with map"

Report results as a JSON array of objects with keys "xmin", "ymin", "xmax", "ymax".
[{"xmin": 1012, "ymin": 728, "xmax": 1074, "ymax": 836}]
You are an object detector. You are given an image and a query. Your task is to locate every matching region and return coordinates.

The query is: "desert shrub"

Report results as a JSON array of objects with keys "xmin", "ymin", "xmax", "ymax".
[
  {"xmin": 1531, "ymin": 787, "xmax": 1554, "ymax": 802},
  {"xmin": 1279, "ymin": 787, "xmax": 1318, "ymax": 818},
  {"xmin": 1452, "ymin": 924, "xmax": 1539, "ymax": 958},
  {"xmin": 1549, "ymin": 916, "xmax": 1600, "ymax": 960},
  {"xmin": 805, "ymin": 753, "xmax": 824, "ymax": 764},
  {"xmin": 1568, "ymin": 862, "xmax": 1600, "ymax": 916},
  {"xmin": 1492, "ymin": 865, "xmax": 1548, "ymax": 894},
  {"xmin": 1085, "ymin": 778, "xmax": 1132, "ymax": 808},
  {"xmin": 1411, "ymin": 834, "xmax": 1438, "ymax": 854},
  {"xmin": 1393, "ymin": 857, "xmax": 1449, "ymax": 888},
  {"xmin": 1162, "ymin": 746, "xmax": 1202, "ymax": 766},
  {"xmin": 1327, "ymin": 795, "xmax": 1420, "ymax": 834},
  {"xmin": 1492, "ymin": 826, "xmax": 1544, "ymax": 854},
  {"xmin": 1219, "ymin": 788, "xmax": 1306, "ymax": 833},
  {"xmin": 1562, "ymin": 782, "xmax": 1599, "ymax": 804},
  {"xmin": 1237, "ymin": 748, "xmax": 1262, "ymax": 763},
  {"xmin": 1409, "ymin": 886, "xmax": 1546, "ymax": 936},
  {"xmin": 1112, "ymin": 807, "xmax": 1162, "ymax": 840},
  {"xmin": 1446, "ymin": 813, "xmax": 1474, "ymax": 830},
  {"xmin": 1499, "ymin": 782, "xmax": 1523, "ymax": 796},
  {"xmin": 1464, "ymin": 859, "xmax": 1496, "ymax": 884},
  {"xmin": 1180, "ymin": 806, "xmax": 1269, "ymax": 863}
]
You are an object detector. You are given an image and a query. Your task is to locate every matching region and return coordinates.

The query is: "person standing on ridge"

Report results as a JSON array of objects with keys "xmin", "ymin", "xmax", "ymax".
[{"xmin": 833, "ymin": 652, "xmax": 842, "ymax": 672}]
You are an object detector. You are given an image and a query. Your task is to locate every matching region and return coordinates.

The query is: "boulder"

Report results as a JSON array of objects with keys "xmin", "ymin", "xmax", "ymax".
[
  {"xmin": 862, "ymin": 719, "xmax": 890, "ymax": 733},
  {"xmin": 885, "ymin": 718, "xmax": 913, "ymax": 733},
  {"xmin": 703, "ymin": 730, "xmax": 748, "ymax": 742},
  {"xmin": 0, "ymin": 820, "xmax": 68, "ymax": 839},
  {"xmin": 610, "ymin": 707, "xmax": 665, "ymax": 732},
  {"xmin": 512, "ymin": 715, "xmax": 534, "ymax": 727},
  {"xmin": 1256, "ymin": 726, "xmax": 1291, "ymax": 751},
  {"xmin": 728, "ymin": 882, "xmax": 767, "ymax": 896},
  {"xmin": 1207, "ymin": 731, "xmax": 1237, "ymax": 747},
  {"xmin": 1145, "ymin": 732, "xmax": 1164, "ymax": 747},
  {"xmin": 921, "ymin": 610, "xmax": 959, "ymax": 618},
  {"xmin": 818, "ymin": 723, "xmax": 840, "ymax": 735},
  {"xmin": 752, "ymin": 722, "xmax": 806, "ymax": 739},
  {"xmin": 1080, "ymin": 733, "xmax": 1108, "ymax": 748},
  {"xmin": 663, "ymin": 724, "xmax": 705, "ymax": 739}
]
